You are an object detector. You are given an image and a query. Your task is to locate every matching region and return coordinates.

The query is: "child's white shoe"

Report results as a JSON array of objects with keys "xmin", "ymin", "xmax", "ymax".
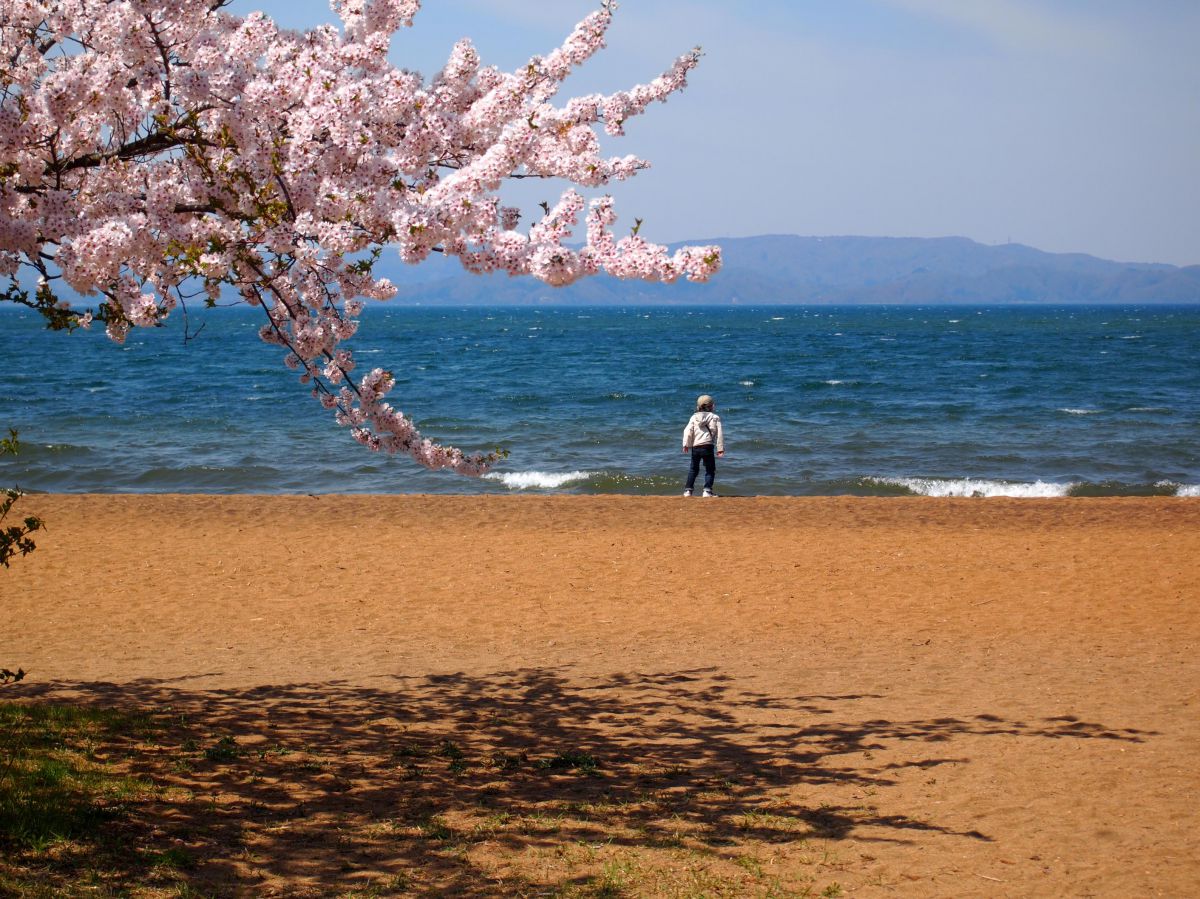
[
  {"xmin": 682, "ymin": 488, "xmax": 692, "ymax": 497},
  {"xmin": 702, "ymin": 489, "xmax": 716, "ymax": 498}
]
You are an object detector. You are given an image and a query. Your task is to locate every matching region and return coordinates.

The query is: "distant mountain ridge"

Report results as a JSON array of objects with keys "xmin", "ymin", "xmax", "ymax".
[{"xmin": 376, "ymin": 235, "xmax": 1200, "ymax": 305}]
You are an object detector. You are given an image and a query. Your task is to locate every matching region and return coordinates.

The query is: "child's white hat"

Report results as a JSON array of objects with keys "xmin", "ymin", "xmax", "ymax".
[{"xmin": 696, "ymin": 394, "xmax": 714, "ymax": 411}]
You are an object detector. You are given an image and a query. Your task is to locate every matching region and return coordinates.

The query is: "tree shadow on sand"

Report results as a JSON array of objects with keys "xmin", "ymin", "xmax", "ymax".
[{"xmin": 7, "ymin": 668, "xmax": 1153, "ymax": 896}]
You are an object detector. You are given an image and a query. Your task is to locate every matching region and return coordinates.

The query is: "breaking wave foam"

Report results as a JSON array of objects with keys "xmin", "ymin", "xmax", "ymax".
[
  {"xmin": 485, "ymin": 470, "xmax": 590, "ymax": 490},
  {"xmin": 867, "ymin": 477, "xmax": 1074, "ymax": 498}
]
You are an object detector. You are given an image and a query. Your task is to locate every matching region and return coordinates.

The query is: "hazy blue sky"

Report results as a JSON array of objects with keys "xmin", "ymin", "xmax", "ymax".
[{"xmin": 231, "ymin": 1, "xmax": 1200, "ymax": 265}]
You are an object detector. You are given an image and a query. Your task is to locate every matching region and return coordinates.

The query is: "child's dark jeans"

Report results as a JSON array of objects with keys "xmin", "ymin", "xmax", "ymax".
[{"xmin": 686, "ymin": 445, "xmax": 716, "ymax": 491}]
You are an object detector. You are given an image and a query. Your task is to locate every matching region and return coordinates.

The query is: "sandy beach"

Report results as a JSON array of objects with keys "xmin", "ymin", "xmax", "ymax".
[{"xmin": 3, "ymin": 494, "xmax": 1198, "ymax": 897}]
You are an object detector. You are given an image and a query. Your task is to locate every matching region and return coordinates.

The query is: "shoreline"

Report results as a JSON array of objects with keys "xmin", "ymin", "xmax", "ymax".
[{"xmin": 12, "ymin": 487, "xmax": 1200, "ymax": 497}]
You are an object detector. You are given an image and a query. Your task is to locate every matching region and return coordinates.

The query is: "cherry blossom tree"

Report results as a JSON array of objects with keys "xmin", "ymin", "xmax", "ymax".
[
  {"xmin": 1, "ymin": 429, "xmax": 41, "ymax": 571},
  {"xmin": 2, "ymin": 428, "xmax": 37, "ymax": 684},
  {"xmin": 0, "ymin": 0, "xmax": 720, "ymax": 474}
]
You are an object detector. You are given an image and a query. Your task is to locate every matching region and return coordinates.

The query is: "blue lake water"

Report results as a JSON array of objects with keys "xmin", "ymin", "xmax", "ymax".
[{"xmin": 1, "ymin": 304, "xmax": 1197, "ymax": 496}]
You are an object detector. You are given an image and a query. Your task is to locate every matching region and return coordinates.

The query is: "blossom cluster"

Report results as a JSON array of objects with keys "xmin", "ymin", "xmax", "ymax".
[{"xmin": 0, "ymin": 0, "xmax": 720, "ymax": 474}]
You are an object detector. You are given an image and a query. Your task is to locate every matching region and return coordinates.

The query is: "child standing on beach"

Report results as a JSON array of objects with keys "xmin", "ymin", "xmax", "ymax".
[{"xmin": 682, "ymin": 394, "xmax": 725, "ymax": 497}]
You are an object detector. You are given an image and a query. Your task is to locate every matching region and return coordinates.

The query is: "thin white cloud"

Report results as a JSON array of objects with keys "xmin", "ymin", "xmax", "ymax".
[{"xmin": 879, "ymin": 0, "xmax": 1118, "ymax": 54}]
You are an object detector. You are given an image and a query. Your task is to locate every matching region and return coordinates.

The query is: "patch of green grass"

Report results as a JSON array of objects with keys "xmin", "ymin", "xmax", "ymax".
[
  {"xmin": 339, "ymin": 871, "xmax": 412, "ymax": 898},
  {"xmin": 735, "ymin": 854, "xmax": 764, "ymax": 878},
  {"xmin": 732, "ymin": 809, "xmax": 809, "ymax": 836},
  {"xmin": 515, "ymin": 810, "xmax": 567, "ymax": 835},
  {"xmin": 594, "ymin": 855, "xmax": 638, "ymax": 897},
  {"xmin": 537, "ymin": 750, "xmax": 599, "ymax": 774},
  {"xmin": 255, "ymin": 743, "xmax": 291, "ymax": 761},
  {"xmin": 472, "ymin": 811, "xmax": 512, "ymax": 835},
  {"xmin": 393, "ymin": 741, "xmax": 428, "ymax": 759},
  {"xmin": 202, "ymin": 735, "xmax": 241, "ymax": 763},
  {"xmin": 0, "ymin": 702, "xmax": 156, "ymax": 852},
  {"xmin": 760, "ymin": 880, "xmax": 818, "ymax": 899},
  {"xmin": 418, "ymin": 814, "xmax": 456, "ymax": 841},
  {"xmin": 151, "ymin": 845, "xmax": 196, "ymax": 871}
]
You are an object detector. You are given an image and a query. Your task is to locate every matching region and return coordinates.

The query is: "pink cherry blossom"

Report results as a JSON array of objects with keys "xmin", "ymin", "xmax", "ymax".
[{"xmin": 0, "ymin": 0, "xmax": 721, "ymax": 475}]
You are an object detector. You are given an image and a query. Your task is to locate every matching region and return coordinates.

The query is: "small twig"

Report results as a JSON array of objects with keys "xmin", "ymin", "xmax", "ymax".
[
  {"xmin": 975, "ymin": 873, "xmax": 1005, "ymax": 882},
  {"xmin": 177, "ymin": 289, "xmax": 207, "ymax": 344},
  {"xmin": 972, "ymin": 598, "xmax": 997, "ymax": 607}
]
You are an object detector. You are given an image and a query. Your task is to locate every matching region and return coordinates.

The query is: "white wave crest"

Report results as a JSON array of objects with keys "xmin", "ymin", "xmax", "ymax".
[
  {"xmin": 485, "ymin": 470, "xmax": 590, "ymax": 490},
  {"xmin": 739, "ymin": 380, "xmax": 755, "ymax": 387},
  {"xmin": 869, "ymin": 477, "xmax": 1074, "ymax": 498},
  {"xmin": 1167, "ymin": 483, "xmax": 1200, "ymax": 498},
  {"xmin": 1058, "ymin": 408, "xmax": 1099, "ymax": 415}
]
